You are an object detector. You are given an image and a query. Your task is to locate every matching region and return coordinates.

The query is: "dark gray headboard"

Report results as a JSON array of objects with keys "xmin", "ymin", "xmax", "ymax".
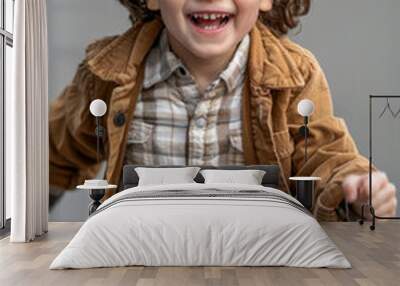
[{"xmin": 122, "ymin": 165, "xmax": 280, "ymax": 190}]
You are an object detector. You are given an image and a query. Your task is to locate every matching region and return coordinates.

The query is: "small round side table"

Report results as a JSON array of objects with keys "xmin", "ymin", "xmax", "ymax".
[
  {"xmin": 77, "ymin": 184, "xmax": 117, "ymax": 215},
  {"xmin": 289, "ymin": 176, "xmax": 321, "ymax": 210}
]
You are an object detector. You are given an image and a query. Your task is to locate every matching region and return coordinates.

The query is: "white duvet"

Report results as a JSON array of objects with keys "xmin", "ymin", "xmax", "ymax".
[{"xmin": 50, "ymin": 183, "xmax": 350, "ymax": 269}]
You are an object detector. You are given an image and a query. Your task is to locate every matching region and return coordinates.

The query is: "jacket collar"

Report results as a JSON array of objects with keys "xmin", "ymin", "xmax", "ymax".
[
  {"xmin": 248, "ymin": 22, "xmax": 305, "ymax": 89},
  {"xmin": 87, "ymin": 18, "xmax": 305, "ymax": 89},
  {"xmin": 87, "ymin": 18, "xmax": 164, "ymax": 85}
]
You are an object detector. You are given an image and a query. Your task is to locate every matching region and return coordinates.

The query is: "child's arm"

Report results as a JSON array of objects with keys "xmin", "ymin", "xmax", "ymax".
[
  {"xmin": 286, "ymin": 51, "xmax": 389, "ymax": 221},
  {"xmin": 49, "ymin": 61, "xmax": 107, "ymax": 190}
]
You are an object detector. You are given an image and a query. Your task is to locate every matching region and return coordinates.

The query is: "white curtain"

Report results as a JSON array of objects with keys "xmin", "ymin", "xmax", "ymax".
[{"xmin": 7, "ymin": 0, "xmax": 49, "ymax": 242}]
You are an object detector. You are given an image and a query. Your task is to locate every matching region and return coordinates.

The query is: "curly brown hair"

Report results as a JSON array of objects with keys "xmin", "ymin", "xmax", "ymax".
[{"xmin": 118, "ymin": 0, "xmax": 311, "ymax": 36}]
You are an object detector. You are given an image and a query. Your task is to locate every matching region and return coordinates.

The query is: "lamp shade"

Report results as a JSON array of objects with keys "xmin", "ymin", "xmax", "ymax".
[
  {"xmin": 90, "ymin": 99, "xmax": 107, "ymax": 117},
  {"xmin": 297, "ymin": 99, "xmax": 315, "ymax": 117}
]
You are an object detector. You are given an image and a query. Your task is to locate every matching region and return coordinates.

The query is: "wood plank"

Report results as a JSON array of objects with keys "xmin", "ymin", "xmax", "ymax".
[{"xmin": 0, "ymin": 222, "xmax": 399, "ymax": 286}]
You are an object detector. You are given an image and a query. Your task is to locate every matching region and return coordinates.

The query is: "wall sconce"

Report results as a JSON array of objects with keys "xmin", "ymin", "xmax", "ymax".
[
  {"xmin": 297, "ymin": 99, "xmax": 315, "ymax": 163},
  {"xmin": 89, "ymin": 99, "xmax": 107, "ymax": 164}
]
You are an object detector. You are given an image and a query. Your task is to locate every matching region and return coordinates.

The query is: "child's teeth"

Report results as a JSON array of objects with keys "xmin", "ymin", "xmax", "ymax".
[
  {"xmin": 189, "ymin": 12, "xmax": 231, "ymax": 30},
  {"xmin": 204, "ymin": 25, "xmax": 218, "ymax": 30},
  {"xmin": 190, "ymin": 13, "xmax": 231, "ymax": 21}
]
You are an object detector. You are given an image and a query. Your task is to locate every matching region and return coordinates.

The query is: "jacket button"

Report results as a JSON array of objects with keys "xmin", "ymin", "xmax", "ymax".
[{"xmin": 113, "ymin": 112, "xmax": 126, "ymax": 127}]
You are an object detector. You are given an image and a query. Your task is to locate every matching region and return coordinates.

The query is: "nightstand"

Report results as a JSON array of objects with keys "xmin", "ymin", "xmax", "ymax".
[
  {"xmin": 289, "ymin": 176, "xmax": 321, "ymax": 210},
  {"xmin": 77, "ymin": 180, "xmax": 117, "ymax": 215}
]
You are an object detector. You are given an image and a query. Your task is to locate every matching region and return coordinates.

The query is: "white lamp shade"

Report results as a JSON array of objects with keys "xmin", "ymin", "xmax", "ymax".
[
  {"xmin": 89, "ymin": 99, "xmax": 107, "ymax": 117},
  {"xmin": 297, "ymin": 99, "xmax": 315, "ymax": 117}
]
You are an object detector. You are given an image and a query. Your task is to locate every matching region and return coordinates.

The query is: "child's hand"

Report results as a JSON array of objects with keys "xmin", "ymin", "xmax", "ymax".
[{"xmin": 342, "ymin": 172, "xmax": 397, "ymax": 218}]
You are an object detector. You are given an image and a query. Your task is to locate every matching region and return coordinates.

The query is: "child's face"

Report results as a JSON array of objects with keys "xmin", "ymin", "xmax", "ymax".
[{"xmin": 148, "ymin": 0, "xmax": 272, "ymax": 59}]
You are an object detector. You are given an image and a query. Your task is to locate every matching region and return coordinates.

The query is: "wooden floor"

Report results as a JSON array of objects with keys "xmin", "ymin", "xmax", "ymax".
[{"xmin": 0, "ymin": 222, "xmax": 399, "ymax": 286}]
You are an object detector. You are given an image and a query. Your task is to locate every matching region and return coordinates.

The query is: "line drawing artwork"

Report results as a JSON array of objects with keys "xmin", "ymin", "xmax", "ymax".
[{"xmin": 378, "ymin": 98, "xmax": 400, "ymax": 119}]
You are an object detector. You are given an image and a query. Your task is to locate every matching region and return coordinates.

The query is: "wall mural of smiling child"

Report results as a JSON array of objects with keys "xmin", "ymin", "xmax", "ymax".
[{"xmin": 49, "ymin": 0, "xmax": 397, "ymax": 221}]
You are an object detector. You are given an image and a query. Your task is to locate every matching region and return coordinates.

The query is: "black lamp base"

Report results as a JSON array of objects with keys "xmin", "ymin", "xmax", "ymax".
[
  {"xmin": 293, "ymin": 180, "xmax": 317, "ymax": 211},
  {"xmin": 88, "ymin": 189, "xmax": 105, "ymax": 215}
]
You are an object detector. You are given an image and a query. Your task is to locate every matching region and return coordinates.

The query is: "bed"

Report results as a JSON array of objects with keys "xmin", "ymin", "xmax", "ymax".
[{"xmin": 50, "ymin": 165, "xmax": 350, "ymax": 269}]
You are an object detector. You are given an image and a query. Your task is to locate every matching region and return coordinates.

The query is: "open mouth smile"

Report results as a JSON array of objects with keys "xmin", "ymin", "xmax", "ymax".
[{"xmin": 187, "ymin": 11, "xmax": 234, "ymax": 33}]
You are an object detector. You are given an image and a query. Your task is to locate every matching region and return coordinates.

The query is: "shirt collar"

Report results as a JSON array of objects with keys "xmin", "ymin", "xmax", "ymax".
[
  {"xmin": 143, "ymin": 30, "xmax": 185, "ymax": 89},
  {"xmin": 143, "ymin": 29, "xmax": 250, "ymax": 93},
  {"xmin": 219, "ymin": 34, "xmax": 249, "ymax": 93}
]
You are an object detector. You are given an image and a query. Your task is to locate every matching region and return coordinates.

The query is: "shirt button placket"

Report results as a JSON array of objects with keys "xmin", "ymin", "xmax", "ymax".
[{"xmin": 188, "ymin": 101, "xmax": 208, "ymax": 165}]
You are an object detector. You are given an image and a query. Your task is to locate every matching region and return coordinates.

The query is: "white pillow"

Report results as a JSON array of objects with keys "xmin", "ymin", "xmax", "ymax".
[
  {"xmin": 135, "ymin": 167, "xmax": 201, "ymax": 186},
  {"xmin": 200, "ymin": 169, "xmax": 266, "ymax": 185}
]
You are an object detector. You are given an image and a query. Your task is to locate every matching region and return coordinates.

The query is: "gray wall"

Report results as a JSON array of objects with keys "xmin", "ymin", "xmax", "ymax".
[
  {"xmin": 48, "ymin": 0, "xmax": 130, "ymax": 221},
  {"xmin": 48, "ymin": 0, "xmax": 400, "ymax": 221}
]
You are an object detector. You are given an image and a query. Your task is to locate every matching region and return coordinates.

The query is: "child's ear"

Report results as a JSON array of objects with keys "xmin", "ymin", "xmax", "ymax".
[
  {"xmin": 259, "ymin": 0, "xmax": 273, "ymax": 12},
  {"xmin": 147, "ymin": 0, "xmax": 160, "ymax": 11}
]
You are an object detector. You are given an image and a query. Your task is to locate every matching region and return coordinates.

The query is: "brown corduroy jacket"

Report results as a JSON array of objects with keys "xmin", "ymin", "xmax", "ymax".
[{"xmin": 49, "ymin": 19, "xmax": 371, "ymax": 221}]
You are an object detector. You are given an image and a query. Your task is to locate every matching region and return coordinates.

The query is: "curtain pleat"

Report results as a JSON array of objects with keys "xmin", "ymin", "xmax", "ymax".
[{"xmin": 9, "ymin": 0, "xmax": 49, "ymax": 242}]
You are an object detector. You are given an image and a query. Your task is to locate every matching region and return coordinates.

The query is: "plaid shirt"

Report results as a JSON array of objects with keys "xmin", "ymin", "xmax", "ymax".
[{"xmin": 123, "ymin": 30, "xmax": 249, "ymax": 166}]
